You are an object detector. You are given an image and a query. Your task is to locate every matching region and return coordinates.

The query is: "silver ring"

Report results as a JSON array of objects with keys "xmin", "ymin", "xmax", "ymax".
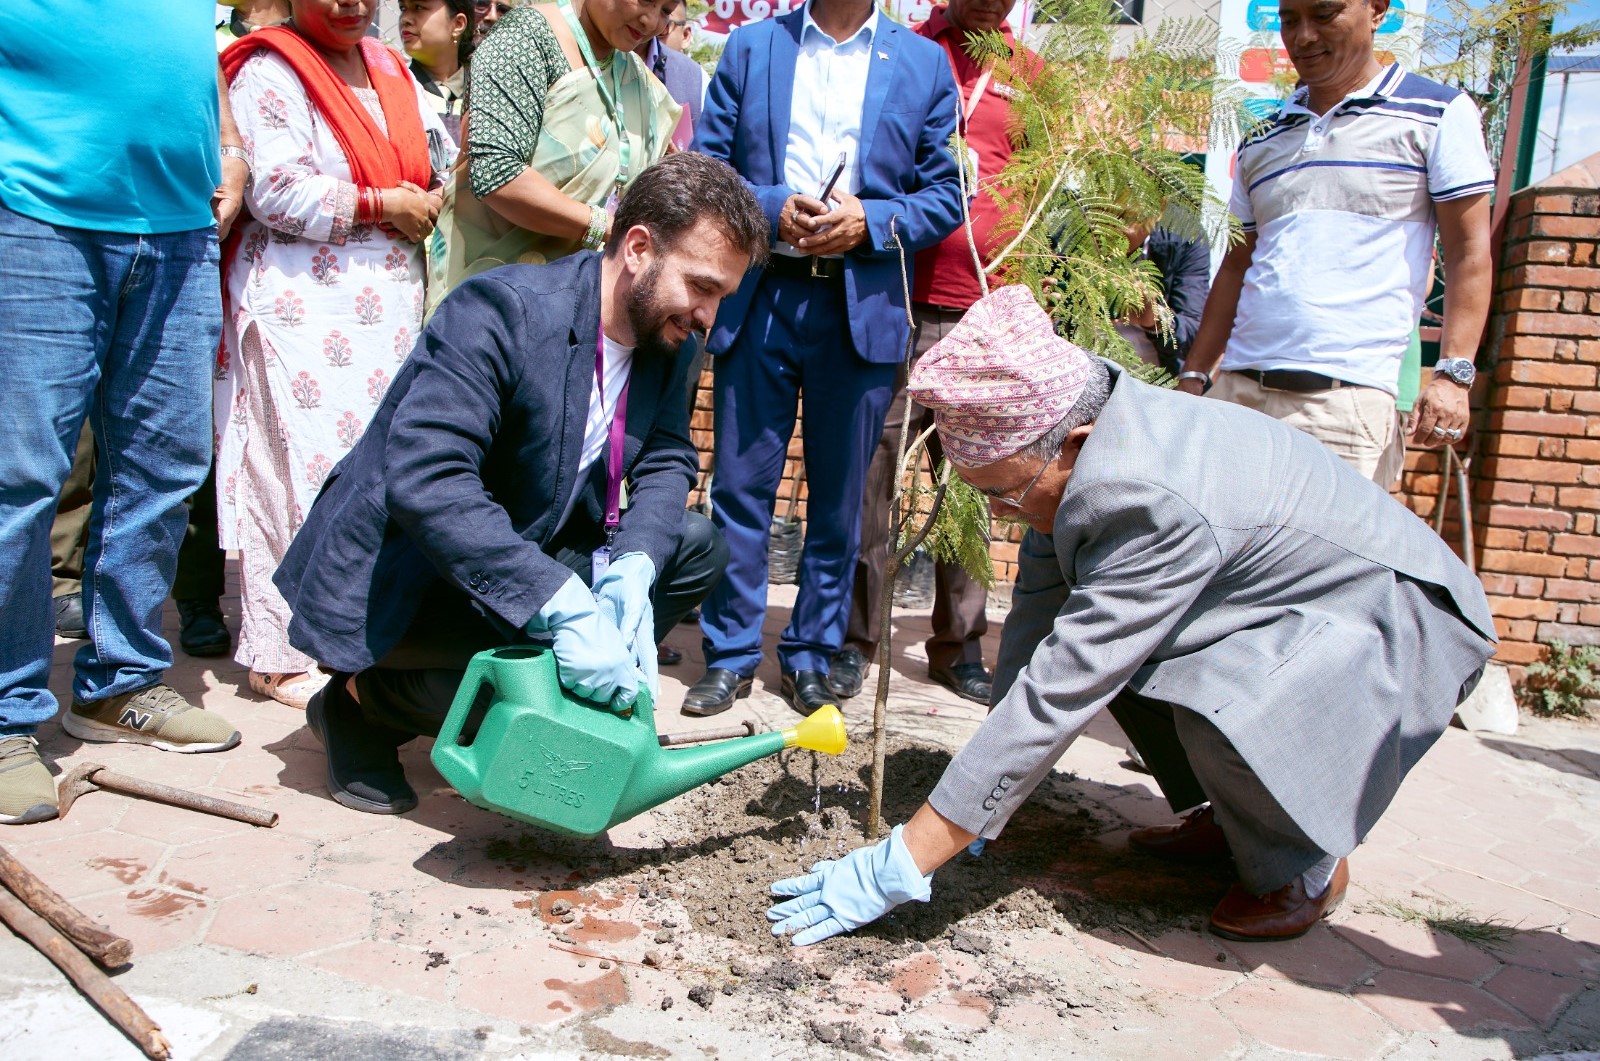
[
  {"xmin": 1446, "ymin": 428, "xmax": 1463, "ymax": 440},
  {"xmin": 1431, "ymin": 425, "xmax": 1447, "ymax": 436}
]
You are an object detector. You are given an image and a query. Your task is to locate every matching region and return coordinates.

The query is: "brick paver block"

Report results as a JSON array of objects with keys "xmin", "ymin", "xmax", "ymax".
[
  {"xmin": 88, "ymin": 877, "xmax": 216, "ymax": 955},
  {"xmin": 208, "ymin": 746, "xmax": 328, "ymax": 799},
  {"xmin": 1353, "ymin": 968, "xmax": 1535, "ymax": 1034},
  {"xmin": 315, "ymin": 826, "xmax": 437, "ymax": 893},
  {"xmin": 374, "ymin": 882, "xmax": 533, "ymax": 955},
  {"xmin": 1107, "ymin": 929, "xmax": 1244, "ymax": 1000},
  {"xmin": 1483, "ymin": 963, "xmax": 1587, "ymax": 1026},
  {"xmin": 1492, "ymin": 922, "xmax": 1600, "ymax": 980},
  {"xmin": 1220, "ymin": 923, "xmax": 1378, "ymax": 989},
  {"xmin": 20, "ymin": 830, "xmax": 167, "ymax": 901},
  {"xmin": 307, "ymin": 940, "xmax": 456, "ymax": 1004},
  {"xmin": 1332, "ymin": 910, "xmax": 1502, "ymax": 983},
  {"xmin": 206, "ymin": 880, "xmax": 374, "ymax": 958},
  {"xmin": 1092, "ymin": 993, "xmax": 1245, "ymax": 1061},
  {"xmin": 159, "ymin": 829, "xmax": 316, "ymax": 899},
  {"xmin": 1407, "ymin": 838, "xmax": 1535, "ymax": 887},
  {"xmin": 1217, "ymin": 977, "xmax": 1397, "ymax": 1057},
  {"xmin": 452, "ymin": 941, "xmax": 627, "ymax": 1025}
]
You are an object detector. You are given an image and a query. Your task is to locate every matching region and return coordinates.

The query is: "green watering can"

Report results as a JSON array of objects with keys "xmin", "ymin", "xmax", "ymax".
[{"xmin": 431, "ymin": 646, "xmax": 848, "ymax": 838}]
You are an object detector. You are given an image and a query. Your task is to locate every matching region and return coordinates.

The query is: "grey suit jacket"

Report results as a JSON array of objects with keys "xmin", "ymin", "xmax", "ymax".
[{"xmin": 928, "ymin": 364, "xmax": 1497, "ymax": 856}]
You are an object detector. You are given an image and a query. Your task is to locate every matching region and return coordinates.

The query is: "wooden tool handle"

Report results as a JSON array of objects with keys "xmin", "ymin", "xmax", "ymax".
[
  {"xmin": 0, "ymin": 844, "xmax": 131, "ymax": 968},
  {"xmin": 0, "ymin": 887, "xmax": 170, "ymax": 1060},
  {"xmin": 91, "ymin": 768, "xmax": 279, "ymax": 828}
]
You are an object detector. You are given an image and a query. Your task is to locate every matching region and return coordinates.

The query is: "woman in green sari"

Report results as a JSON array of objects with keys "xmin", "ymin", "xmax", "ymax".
[{"xmin": 428, "ymin": 0, "xmax": 681, "ymax": 311}]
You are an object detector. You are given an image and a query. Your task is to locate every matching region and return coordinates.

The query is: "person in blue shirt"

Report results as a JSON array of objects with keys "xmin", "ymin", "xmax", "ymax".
[{"xmin": 0, "ymin": 2, "xmax": 247, "ymax": 824}]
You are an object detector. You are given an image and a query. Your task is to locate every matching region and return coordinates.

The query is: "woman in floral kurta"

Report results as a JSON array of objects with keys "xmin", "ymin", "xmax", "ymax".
[{"xmin": 218, "ymin": 37, "xmax": 453, "ymax": 707}]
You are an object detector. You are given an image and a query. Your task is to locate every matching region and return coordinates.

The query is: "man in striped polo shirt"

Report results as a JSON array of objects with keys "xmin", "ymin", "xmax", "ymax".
[{"xmin": 1178, "ymin": 0, "xmax": 1494, "ymax": 483}]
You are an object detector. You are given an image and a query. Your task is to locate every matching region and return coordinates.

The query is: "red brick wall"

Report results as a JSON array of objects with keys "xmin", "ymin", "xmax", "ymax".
[{"xmin": 1392, "ymin": 154, "xmax": 1600, "ymax": 673}]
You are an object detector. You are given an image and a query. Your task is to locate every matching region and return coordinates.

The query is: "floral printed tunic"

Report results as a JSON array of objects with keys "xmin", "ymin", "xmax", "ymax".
[{"xmin": 215, "ymin": 48, "xmax": 453, "ymax": 549}]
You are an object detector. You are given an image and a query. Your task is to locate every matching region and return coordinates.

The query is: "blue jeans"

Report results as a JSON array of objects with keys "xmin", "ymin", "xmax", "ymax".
[{"xmin": 0, "ymin": 202, "xmax": 219, "ymax": 735}]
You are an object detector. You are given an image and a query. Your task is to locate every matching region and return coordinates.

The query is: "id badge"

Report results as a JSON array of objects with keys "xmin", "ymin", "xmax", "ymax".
[{"xmin": 591, "ymin": 544, "xmax": 611, "ymax": 583}]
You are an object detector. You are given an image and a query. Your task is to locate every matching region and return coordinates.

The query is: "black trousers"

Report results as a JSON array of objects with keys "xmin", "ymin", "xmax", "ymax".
[{"xmin": 351, "ymin": 511, "xmax": 727, "ymax": 741}]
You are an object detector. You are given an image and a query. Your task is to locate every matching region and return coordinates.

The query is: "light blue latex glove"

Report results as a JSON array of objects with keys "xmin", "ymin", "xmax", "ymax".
[
  {"xmin": 767, "ymin": 825, "xmax": 932, "ymax": 946},
  {"xmin": 592, "ymin": 552, "xmax": 658, "ymax": 697},
  {"xmin": 526, "ymin": 574, "xmax": 643, "ymax": 711}
]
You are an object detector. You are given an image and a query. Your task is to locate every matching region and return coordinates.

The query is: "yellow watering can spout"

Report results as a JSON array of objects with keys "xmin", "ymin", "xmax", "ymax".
[{"xmin": 783, "ymin": 704, "xmax": 847, "ymax": 755}]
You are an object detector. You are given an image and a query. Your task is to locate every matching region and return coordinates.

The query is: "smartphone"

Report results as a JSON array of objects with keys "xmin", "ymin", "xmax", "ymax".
[{"xmin": 816, "ymin": 152, "xmax": 848, "ymax": 207}]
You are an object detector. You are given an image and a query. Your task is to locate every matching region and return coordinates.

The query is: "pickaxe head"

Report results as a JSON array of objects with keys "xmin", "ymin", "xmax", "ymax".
[{"xmin": 55, "ymin": 762, "xmax": 106, "ymax": 819}]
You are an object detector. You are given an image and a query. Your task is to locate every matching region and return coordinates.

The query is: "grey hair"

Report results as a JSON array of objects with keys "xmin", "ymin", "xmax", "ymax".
[{"xmin": 1016, "ymin": 358, "xmax": 1112, "ymax": 462}]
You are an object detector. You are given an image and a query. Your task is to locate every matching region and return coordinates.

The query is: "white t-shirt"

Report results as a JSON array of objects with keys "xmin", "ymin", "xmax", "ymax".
[
  {"xmin": 557, "ymin": 335, "xmax": 634, "ymax": 533},
  {"xmin": 579, "ymin": 335, "xmax": 635, "ymax": 476},
  {"xmin": 1222, "ymin": 65, "xmax": 1495, "ymax": 394}
]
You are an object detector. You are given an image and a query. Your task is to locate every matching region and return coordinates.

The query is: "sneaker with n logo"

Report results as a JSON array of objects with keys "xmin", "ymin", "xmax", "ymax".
[{"xmin": 64, "ymin": 683, "xmax": 240, "ymax": 754}]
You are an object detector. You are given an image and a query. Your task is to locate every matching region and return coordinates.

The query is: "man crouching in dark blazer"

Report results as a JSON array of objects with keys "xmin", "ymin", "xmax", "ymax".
[{"xmin": 274, "ymin": 155, "xmax": 770, "ymax": 815}]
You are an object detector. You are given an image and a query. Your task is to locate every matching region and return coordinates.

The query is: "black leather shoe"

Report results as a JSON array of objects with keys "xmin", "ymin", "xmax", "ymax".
[
  {"xmin": 779, "ymin": 670, "xmax": 836, "ymax": 716},
  {"xmin": 176, "ymin": 598, "xmax": 231, "ymax": 658},
  {"xmin": 682, "ymin": 668, "xmax": 752, "ymax": 717},
  {"xmin": 657, "ymin": 643, "xmax": 684, "ymax": 666},
  {"xmin": 305, "ymin": 676, "xmax": 417, "ymax": 815},
  {"xmin": 929, "ymin": 662, "xmax": 993, "ymax": 705},
  {"xmin": 828, "ymin": 649, "xmax": 870, "ymax": 700},
  {"xmin": 54, "ymin": 594, "xmax": 87, "ymax": 640}
]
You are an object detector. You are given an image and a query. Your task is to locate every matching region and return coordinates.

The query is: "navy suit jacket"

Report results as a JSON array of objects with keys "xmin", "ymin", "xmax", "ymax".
[
  {"xmin": 273, "ymin": 253, "xmax": 699, "ymax": 673},
  {"xmin": 693, "ymin": 10, "xmax": 963, "ymax": 364}
]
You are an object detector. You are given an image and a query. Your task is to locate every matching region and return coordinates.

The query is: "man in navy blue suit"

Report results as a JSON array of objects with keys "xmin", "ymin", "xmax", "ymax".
[
  {"xmin": 687, "ymin": 0, "xmax": 963, "ymax": 717},
  {"xmin": 274, "ymin": 156, "xmax": 770, "ymax": 814}
]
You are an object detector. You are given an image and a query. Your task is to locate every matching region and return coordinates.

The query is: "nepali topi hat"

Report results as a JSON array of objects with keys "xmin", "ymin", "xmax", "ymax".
[{"xmin": 906, "ymin": 285, "xmax": 1095, "ymax": 467}]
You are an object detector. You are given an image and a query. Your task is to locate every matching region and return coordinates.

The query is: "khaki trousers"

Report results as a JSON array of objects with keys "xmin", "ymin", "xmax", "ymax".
[{"xmin": 1211, "ymin": 371, "xmax": 1405, "ymax": 486}]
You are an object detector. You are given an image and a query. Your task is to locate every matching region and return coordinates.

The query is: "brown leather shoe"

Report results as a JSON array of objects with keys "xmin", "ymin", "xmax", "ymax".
[
  {"xmin": 1128, "ymin": 805, "xmax": 1232, "ymax": 861},
  {"xmin": 1208, "ymin": 858, "xmax": 1349, "ymax": 942}
]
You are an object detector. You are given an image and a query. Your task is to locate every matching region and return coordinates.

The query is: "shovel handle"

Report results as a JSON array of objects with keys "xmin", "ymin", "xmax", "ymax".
[{"xmin": 90, "ymin": 769, "xmax": 278, "ymax": 828}]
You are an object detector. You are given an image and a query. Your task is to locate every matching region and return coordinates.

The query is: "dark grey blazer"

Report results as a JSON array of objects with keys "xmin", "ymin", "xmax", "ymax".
[
  {"xmin": 928, "ymin": 364, "xmax": 1497, "ymax": 856},
  {"xmin": 273, "ymin": 253, "xmax": 698, "ymax": 673}
]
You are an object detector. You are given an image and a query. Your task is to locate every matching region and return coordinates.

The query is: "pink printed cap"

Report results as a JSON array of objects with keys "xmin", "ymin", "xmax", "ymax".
[{"xmin": 906, "ymin": 286, "xmax": 1094, "ymax": 466}]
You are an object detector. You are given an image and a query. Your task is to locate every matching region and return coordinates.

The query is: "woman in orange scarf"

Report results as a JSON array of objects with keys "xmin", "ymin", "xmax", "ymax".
[{"xmin": 216, "ymin": 0, "xmax": 454, "ymax": 709}]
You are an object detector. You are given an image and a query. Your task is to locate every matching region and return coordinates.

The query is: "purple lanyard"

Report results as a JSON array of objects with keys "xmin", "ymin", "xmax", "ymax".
[{"xmin": 596, "ymin": 330, "xmax": 630, "ymax": 540}]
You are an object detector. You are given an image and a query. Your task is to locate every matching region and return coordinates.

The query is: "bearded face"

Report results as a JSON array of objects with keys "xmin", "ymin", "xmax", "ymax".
[{"xmin": 625, "ymin": 258, "xmax": 696, "ymax": 359}]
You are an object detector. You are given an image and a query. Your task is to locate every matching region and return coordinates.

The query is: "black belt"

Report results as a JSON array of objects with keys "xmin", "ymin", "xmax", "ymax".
[
  {"xmin": 1235, "ymin": 368, "xmax": 1347, "ymax": 393},
  {"xmin": 766, "ymin": 254, "xmax": 845, "ymax": 282}
]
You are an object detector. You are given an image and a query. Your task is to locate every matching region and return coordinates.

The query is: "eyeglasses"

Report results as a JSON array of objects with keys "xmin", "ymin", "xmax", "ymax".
[
  {"xmin": 977, "ymin": 456, "xmax": 1052, "ymax": 510},
  {"xmin": 474, "ymin": 0, "xmax": 512, "ymax": 16}
]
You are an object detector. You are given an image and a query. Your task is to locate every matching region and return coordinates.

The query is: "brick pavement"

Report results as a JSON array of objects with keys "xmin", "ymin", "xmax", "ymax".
[{"xmin": 1, "ymin": 579, "xmax": 1597, "ymax": 1059}]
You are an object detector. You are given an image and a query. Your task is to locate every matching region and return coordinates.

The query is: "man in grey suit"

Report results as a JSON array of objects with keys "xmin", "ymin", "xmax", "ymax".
[{"xmin": 765, "ymin": 287, "xmax": 1496, "ymax": 946}]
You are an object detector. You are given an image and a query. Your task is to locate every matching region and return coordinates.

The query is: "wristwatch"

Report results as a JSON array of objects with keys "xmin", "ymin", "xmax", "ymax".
[
  {"xmin": 1433, "ymin": 357, "xmax": 1476, "ymax": 387},
  {"xmin": 1177, "ymin": 369, "xmax": 1212, "ymax": 394}
]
